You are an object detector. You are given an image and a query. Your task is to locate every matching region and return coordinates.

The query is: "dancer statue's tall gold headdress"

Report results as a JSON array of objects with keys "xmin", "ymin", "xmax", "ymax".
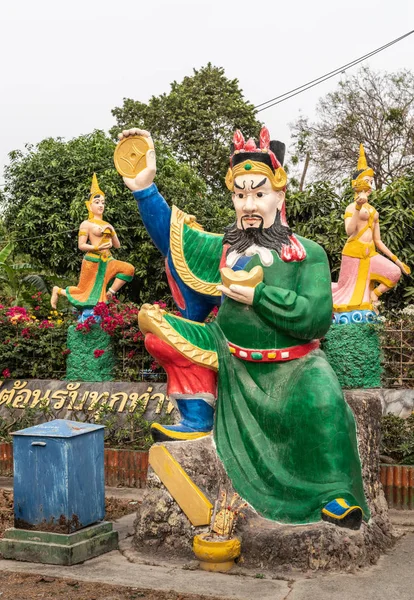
[{"xmin": 86, "ymin": 173, "xmax": 105, "ymax": 219}]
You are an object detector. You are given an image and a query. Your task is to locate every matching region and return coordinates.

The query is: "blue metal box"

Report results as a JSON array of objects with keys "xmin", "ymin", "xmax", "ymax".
[{"xmin": 12, "ymin": 419, "xmax": 105, "ymax": 533}]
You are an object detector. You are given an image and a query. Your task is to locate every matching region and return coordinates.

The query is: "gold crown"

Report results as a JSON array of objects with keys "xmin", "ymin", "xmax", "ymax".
[
  {"xmin": 86, "ymin": 173, "xmax": 105, "ymax": 219},
  {"xmin": 225, "ymin": 160, "xmax": 287, "ymax": 192},
  {"xmin": 352, "ymin": 144, "xmax": 374, "ymax": 194}
]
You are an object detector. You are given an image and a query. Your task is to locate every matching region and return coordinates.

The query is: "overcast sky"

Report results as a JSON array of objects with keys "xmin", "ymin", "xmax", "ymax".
[{"xmin": 1, "ymin": 0, "xmax": 413, "ymax": 186}]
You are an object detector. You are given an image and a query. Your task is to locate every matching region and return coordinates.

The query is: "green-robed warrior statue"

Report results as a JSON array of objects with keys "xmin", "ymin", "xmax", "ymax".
[{"xmin": 117, "ymin": 126, "xmax": 370, "ymax": 529}]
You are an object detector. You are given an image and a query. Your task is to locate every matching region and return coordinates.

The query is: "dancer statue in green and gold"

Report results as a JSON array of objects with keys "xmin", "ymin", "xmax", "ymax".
[
  {"xmin": 116, "ymin": 126, "xmax": 369, "ymax": 529},
  {"xmin": 51, "ymin": 174, "xmax": 134, "ymax": 319}
]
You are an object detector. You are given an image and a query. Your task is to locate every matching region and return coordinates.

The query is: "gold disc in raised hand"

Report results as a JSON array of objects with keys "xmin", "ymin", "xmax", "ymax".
[{"xmin": 113, "ymin": 135, "xmax": 151, "ymax": 178}]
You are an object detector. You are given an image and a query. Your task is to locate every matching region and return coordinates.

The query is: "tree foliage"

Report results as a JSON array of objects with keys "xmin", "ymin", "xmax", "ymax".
[
  {"xmin": 0, "ymin": 130, "xmax": 229, "ymax": 304},
  {"xmin": 291, "ymin": 67, "xmax": 414, "ymax": 189},
  {"xmin": 111, "ymin": 63, "xmax": 261, "ymax": 193}
]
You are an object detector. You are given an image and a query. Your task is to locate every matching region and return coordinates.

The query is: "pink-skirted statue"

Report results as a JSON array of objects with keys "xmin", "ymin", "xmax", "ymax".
[{"xmin": 332, "ymin": 144, "xmax": 410, "ymax": 323}]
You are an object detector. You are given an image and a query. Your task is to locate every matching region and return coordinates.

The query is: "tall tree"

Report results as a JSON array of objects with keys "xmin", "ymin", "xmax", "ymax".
[
  {"xmin": 0, "ymin": 130, "xmax": 222, "ymax": 304},
  {"xmin": 290, "ymin": 67, "xmax": 414, "ymax": 190},
  {"xmin": 111, "ymin": 63, "xmax": 262, "ymax": 193}
]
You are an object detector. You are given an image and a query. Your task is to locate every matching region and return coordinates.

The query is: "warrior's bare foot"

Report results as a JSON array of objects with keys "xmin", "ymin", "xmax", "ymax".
[{"xmin": 51, "ymin": 286, "xmax": 60, "ymax": 309}]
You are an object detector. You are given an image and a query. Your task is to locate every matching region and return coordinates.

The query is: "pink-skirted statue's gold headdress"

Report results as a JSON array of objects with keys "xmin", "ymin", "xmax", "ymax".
[{"xmin": 351, "ymin": 144, "xmax": 374, "ymax": 198}]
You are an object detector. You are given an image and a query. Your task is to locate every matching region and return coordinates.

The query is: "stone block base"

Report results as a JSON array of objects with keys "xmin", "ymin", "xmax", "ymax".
[
  {"xmin": 134, "ymin": 390, "xmax": 397, "ymax": 572},
  {"xmin": 0, "ymin": 521, "xmax": 118, "ymax": 565},
  {"xmin": 322, "ymin": 324, "xmax": 382, "ymax": 388},
  {"xmin": 66, "ymin": 324, "xmax": 116, "ymax": 382}
]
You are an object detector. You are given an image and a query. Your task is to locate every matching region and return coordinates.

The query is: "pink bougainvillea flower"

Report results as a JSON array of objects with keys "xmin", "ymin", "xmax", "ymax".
[
  {"xmin": 93, "ymin": 302, "xmax": 110, "ymax": 318},
  {"xmin": 39, "ymin": 319, "xmax": 54, "ymax": 329},
  {"xmin": 2, "ymin": 369, "xmax": 11, "ymax": 378},
  {"xmin": 75, "ymin": 316, "xmax": 96, "ymax": 333},
  {"xmin": 7, "ymin": 306, "xmax": 28, "ymax": 317},
  {"xmin": 93, "ymin": 349, "xmax": 105, "ymax": 358},
  {"xmin": 154, "ymin": 301, "xmax": 167, "ymax": 309},
  {"xmin": 62, "ymin": 349, "xmax": 71, "ymax": 356}
]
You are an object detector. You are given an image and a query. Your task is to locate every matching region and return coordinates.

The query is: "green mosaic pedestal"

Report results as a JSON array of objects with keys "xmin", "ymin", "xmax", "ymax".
[
  {"xmin": 0, "ymin": 521, "xmax": 118, "ymax": 565},
  {"xmin": 322, "ymin": 323, "xmax": 382, "ymax": 389},
  {"xmin": 66, "ymin": 324, "xmax": 116, "ymax": 381}
]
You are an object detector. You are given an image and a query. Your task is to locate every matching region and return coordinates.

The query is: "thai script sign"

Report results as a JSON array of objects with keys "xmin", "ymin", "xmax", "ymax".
[{"xmin": 0, "ymin": 379, "xmax": 172, "ymax": 421}]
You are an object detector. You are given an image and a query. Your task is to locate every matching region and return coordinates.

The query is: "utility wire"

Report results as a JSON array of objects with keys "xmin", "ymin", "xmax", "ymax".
[
  {"xmin": 255, "ymin": 29, "xmax": 414, "ymax": 112},
  {"xmin": 0, "ymin": 29, "xmax": 412, "ymax": 194}
]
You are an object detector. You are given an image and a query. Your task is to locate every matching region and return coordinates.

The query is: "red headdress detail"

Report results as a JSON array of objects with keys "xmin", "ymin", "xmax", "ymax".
[
  {"xmin": 232, "ymin": 130, "xmax": 245, "ymax": 151},
  {"xmin": 231, "ymin": 127, "xmax": 281, "ymax": 171},
  {"xmin": 259, "ymin": 126, "xmax": 280, "ymax": 171}
]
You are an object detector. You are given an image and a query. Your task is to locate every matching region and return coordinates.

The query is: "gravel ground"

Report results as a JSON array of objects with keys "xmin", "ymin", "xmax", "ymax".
[{"xmin": 0, "ymin": 571, "xmax": 223, "ymax": 600}]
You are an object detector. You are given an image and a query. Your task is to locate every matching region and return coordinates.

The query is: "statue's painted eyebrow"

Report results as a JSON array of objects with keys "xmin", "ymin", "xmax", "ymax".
[
  {"xmin": 251, "ymin": 177, "xmax": 267, "ymax": 190},
  {"xmin": 234, "ymin": 180, "xmax": 246, "ymax": 190}
]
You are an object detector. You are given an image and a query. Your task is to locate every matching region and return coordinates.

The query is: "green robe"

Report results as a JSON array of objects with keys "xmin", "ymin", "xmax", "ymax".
[{"xmin": 164, "ymin": 236, "xmax": 370, "ymax": 524}]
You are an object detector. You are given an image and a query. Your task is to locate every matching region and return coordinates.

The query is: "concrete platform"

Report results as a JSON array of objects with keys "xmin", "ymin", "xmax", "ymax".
[
  {"xmin": 1, "ymin": 513, "xmax": 414, "ymax": 600},
  {"xmin": 0, "ymin": 521, "xmax": 118, "ymax": 565}
]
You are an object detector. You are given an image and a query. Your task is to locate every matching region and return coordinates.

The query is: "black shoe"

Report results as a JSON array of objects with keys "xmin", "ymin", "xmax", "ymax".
[{"xmin": 321, "ymin": 498, "xmax": 363, "ymax": 530}]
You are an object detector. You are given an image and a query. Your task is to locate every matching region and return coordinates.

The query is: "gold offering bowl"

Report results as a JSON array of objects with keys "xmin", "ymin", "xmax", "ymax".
[
  {"xmin": 220, "ymin": 265, "xmax": 264, "ymax": 289},
  {"xmin": 193, "ymin": 534, "xmax": 241, "ymax": 572}
]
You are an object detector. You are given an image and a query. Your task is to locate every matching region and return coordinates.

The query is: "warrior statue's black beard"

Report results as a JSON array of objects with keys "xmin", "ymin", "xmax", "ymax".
[{"xmin": 222, "ymin": 210, "xmax": 293, "ymax": 256}]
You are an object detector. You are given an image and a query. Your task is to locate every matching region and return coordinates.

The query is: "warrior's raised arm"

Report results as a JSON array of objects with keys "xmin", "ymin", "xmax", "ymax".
[{"xmin": 117, "ymin": 129, "xmax": 221, "ymax": 322}]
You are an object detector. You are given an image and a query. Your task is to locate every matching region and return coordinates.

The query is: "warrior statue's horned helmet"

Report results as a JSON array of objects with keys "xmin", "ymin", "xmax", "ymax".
[
  {"xmin": 86, "ymin": 173, "xmax": 105, "ymax": 219},
  {"xmin": 225, "ymin": 127, "xmax": 287, "ymax": 192},
  {"xmin": 351, "ymin": 144, "xmax": 374, "ymax": 197}
]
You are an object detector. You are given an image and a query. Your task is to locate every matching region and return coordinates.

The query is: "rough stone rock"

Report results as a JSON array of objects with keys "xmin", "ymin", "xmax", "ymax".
[
  {"xmin": 134, "ymin": 390, "xmax": 396, "ymax": 572},
  {"xmin": 382, "ymin": 389, "xmax": 414, "ymax": 418}
]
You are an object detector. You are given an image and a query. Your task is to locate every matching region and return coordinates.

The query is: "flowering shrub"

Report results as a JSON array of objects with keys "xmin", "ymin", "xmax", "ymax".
[
  {"xmin": 93, "ymin": 300, "xmax": 157, "ymax": 381},
  {"xmin": 0, "ymin": 298, "xmax": 72, "ymax": 379},
  {"xmin": 0, "ymin": 297, "xmax": 171, "ymax": 382}
]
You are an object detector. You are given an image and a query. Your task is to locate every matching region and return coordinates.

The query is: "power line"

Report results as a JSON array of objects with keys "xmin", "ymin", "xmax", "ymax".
[
  {"xmin": 0, "ymin": 29, "xmax": 412, "ymax": 195},
  {"xmin": 255, "ymin": 29, "xmax": 414, "ymax": 112}
]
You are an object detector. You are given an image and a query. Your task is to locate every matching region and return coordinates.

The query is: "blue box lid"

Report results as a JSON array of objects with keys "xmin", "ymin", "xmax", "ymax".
[{"xmin": 12, "ymin": 419, "xmax": 105, "ymax": 438}]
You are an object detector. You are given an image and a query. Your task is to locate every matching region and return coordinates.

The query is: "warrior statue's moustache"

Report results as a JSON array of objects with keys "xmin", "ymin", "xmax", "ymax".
[{"xmin": 223, "ymin": 210, "xmax": 293, "ymax": 256}]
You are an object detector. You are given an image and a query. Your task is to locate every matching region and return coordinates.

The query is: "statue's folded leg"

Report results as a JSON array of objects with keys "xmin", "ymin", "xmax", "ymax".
[{"xmin": 138, "ymin": 304, "xmax": 218, "ymax": 442}]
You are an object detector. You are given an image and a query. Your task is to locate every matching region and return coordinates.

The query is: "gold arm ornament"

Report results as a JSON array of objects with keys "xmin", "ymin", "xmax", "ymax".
[
  {"xmin": 390, "ymin": 254, "xmax": 411, "ymax": 274},
  {"xmin": 114, "ymin": 135, "xmax": 151, "ymax": 178}
]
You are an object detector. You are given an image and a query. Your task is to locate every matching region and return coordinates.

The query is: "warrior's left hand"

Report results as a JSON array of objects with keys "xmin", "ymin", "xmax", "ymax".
[{"xmin": 217, "ymin": 284, "xmax": 255, "ymax": 305}]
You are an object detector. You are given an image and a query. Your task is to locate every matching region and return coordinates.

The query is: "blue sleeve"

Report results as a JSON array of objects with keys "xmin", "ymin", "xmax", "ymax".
[{"xmin": 133, "ymin": 184, "xmax": 171, "ymax": 257}]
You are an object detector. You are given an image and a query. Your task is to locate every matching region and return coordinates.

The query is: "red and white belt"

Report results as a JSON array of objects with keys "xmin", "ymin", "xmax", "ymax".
[{"xmin": 228, "ymin": 340, "xmax": 320, "ymax": 362}]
